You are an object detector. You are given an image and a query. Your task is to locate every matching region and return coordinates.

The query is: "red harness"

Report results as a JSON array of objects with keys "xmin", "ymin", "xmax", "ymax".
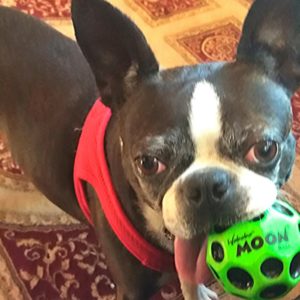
[{"xmin": 73, "ymin": 99, "xmax": 174, "ymax": 272}]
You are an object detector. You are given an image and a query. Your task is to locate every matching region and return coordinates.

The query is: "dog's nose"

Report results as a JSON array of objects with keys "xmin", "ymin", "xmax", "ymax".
[{"xmin": 181, "ymin": 168, "xmax": 233, "ymax": 206}]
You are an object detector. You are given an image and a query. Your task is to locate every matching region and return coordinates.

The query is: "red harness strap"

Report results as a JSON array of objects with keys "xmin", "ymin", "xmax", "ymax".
[{"xmin": 73, "ymin": 99, "xmax": 174, "ymax": 272}]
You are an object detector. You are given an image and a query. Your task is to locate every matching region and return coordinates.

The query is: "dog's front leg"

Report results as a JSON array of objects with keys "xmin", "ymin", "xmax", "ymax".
[{"xmin": 181, "ymin": 282, "xmax": 218, "ymax": 300}]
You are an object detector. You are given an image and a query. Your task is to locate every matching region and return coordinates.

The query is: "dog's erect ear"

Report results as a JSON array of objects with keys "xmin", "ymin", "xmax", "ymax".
[
  {"xmin": 71, "ymin": 0, "xmax": 158, "ymax": 109},
  {"xmin": 237, "ymin": 0, "xmax": 300, "ymax": 96}
]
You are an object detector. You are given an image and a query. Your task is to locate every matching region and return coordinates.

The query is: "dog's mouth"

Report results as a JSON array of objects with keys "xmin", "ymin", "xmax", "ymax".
[
  {"xmin": 174, "ymin": 234, "xmax": 212, "ymax": 285},
  {"xmin": 171, "ymin": 209, "xmax": 271, "ymax": 284},
  {"xmin": 169, "ymin": 212, "xmax": 267, "ymax": 284}
]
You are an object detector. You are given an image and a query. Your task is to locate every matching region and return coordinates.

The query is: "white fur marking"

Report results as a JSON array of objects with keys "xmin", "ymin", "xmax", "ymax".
[
  {"xmin": 239, "ymin": 168, "xmax": 277, "ymax": 213},
  {"xmin": 189, "ymin": 81, "xmax": 221, "ymax": 157}
]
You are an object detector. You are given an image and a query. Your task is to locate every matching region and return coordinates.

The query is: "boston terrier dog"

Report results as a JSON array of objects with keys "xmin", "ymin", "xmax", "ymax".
[{"xmin": 0, "ymin": 0, "xmax": 298, "ymax": 299}]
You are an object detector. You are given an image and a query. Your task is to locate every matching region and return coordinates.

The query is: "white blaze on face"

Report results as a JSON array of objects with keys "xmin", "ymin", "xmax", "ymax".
[
  {"xmin": 162, "ymin": 81, "xmax": 277, "ymax": 238},
  {"xmin": 189, "ymin": 81, "xmax": 222, "ymax": 157}
]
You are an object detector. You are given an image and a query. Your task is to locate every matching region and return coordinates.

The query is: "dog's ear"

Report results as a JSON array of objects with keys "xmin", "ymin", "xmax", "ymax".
[
  {"xmin": 237, "ymin": 0, "xmax": 300, "ymax": 96},
  {"xmin": 71, "ymin": 0, "xmax": 158, "ymax": 109}
]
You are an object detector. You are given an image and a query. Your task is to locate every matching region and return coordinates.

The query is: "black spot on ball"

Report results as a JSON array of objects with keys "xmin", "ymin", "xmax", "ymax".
[
  {"xmin": 227, "ymin": 268, "xmax": 254, "ymax": 290},
  {"xmin": 261, "ymin": 258, "xmax": 283, "ymax": 278},
  {"xmin": 272, "ymin": 202, "xmax": 294, "ymax": 216},
  {"xmin": 211, "ymin": 242, "xmax": 224, "ymax": 262},
  {"xmin": 260, "ymin": 284, "xmax": 288, "ymax": 299},
  {"xmin": 290, "ymin": 252, "xmax": 300, "ymax": 279}
]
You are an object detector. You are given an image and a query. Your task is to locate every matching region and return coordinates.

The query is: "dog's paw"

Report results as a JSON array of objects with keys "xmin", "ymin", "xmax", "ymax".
[{"xmin": 197, "ymin": 284, "xmax": 218, "ymax": 300}]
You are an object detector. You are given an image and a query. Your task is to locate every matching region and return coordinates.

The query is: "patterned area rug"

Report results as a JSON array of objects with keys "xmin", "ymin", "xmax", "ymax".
[{"xmin": 0, "ymin": 0, "xmax": 299, "ymax": 299}]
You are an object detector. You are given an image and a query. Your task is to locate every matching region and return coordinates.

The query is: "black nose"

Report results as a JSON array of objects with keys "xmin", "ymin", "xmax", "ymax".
[{"xmin": 181, "ymin": 168, "xmax": 233, "ymax": 206}]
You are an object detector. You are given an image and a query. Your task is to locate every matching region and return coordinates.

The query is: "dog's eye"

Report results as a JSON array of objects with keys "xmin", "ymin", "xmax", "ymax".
[
  {"xmin": 245, "ymin": 140, "xmax": 278, "ymax": 165},
  {"xmin": 136, "ymin": 156, "xmax": 166, "ymax": 176}
]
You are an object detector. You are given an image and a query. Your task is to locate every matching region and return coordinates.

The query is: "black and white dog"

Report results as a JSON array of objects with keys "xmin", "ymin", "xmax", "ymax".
[{"xmin": 0, "ymin": 0, "xmax": 298, "ymax": 299}]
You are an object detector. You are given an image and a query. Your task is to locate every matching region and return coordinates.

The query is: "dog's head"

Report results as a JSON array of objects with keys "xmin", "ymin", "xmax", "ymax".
[{"xmin": 72, "ymin": 0, "xmax": 297, "ymax": 279}]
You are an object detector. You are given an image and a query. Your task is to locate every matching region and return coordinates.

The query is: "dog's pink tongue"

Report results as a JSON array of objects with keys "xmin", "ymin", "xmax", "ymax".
[{"xmin": 174, "ymin": 236, "xmax": 212, "ymax": 284}]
